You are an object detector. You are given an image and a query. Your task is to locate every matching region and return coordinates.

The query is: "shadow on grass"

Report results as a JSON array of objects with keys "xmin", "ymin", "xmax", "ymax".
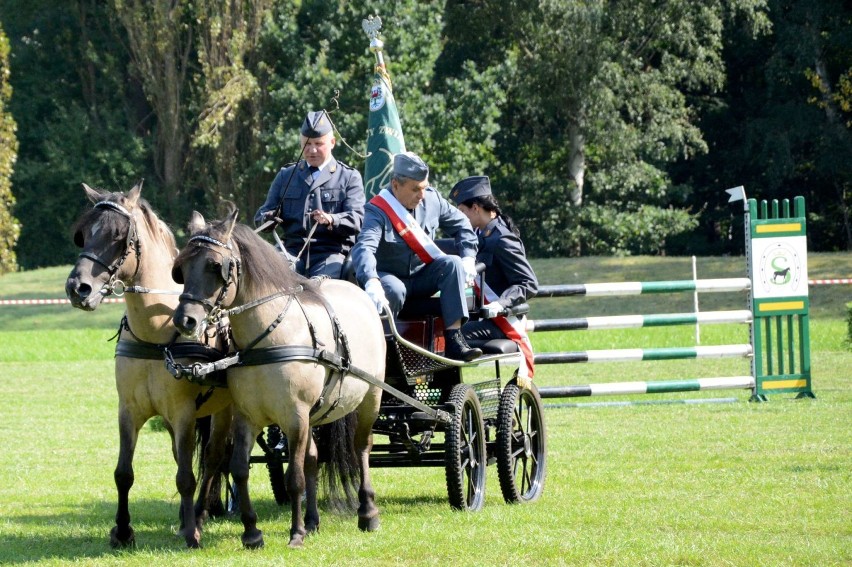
[{"xmin": 0, "ymin": 498, "xmax": 251, "ymax": 563}]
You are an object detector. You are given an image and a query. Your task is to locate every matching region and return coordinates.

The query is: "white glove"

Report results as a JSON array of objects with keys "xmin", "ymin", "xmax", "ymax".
[
  {"xmin": 364, "ymin": 279, "xmax": 388, "ymax": 314},
  {"xmin": 483, "ymin": 301, "xmax": 504, "ymax": 319},
  {"xmin": 461, "ymin": 256, "xmax": 477, "ymax": 287}
]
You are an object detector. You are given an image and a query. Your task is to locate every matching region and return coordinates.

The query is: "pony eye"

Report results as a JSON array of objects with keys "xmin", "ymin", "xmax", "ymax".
[{"xmin": 206, "ymin": 259, "xmax": 221, "ymax": 274}]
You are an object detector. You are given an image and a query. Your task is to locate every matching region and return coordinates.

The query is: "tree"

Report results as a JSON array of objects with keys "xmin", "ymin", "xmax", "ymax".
[
  {"xmin": 109, "ymin": 0, "xmax": 194, "ymax": 207},
  {"xmin": 0, "ymin": 21, "xmax": 19, "ymax": 274},
  {"xmin": 1, "ymin": 0, "xmax": 146, "ymax": 269},
  {"xmin": 254, "ymin": 0, "xmax": 505, "ymax": 207},
  {"xmin": 675, "ymin": 0, "xmax": 852, "ymax": 254},
  {"xmin": 493, "ymin": 0, "xmax": 772, "ymax": 256},
  {"xmin": 185, "ymin": 0, "xmax": 272, "ymax": 217}
]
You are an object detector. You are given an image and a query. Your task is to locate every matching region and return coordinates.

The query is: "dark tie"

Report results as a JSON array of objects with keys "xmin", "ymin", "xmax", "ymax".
[{"xmin": 309, "ymin": 166, "xmax": 319, "ymax": 174}]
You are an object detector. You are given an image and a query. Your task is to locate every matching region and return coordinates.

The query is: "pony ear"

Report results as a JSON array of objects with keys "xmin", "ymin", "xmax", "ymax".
[
  {"xmin": 82, "ymin": 183, "xmax": 101, "ymax": 204},
  {"xmin": 126, "ymin": 180, "xmax": 143, "ymax": 207},
  {"xmin": 223, "ymin": 207, "xmax": 239, "ymax": 242},
  {"xmin": 188, "ymin": 211, "xmax": 206, "ymax": 235}
]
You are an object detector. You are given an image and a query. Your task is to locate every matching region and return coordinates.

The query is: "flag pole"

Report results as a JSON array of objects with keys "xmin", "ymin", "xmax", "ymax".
[{"xmin": 362, "ymin": 15, "xmax": 406, "ymax": 197}]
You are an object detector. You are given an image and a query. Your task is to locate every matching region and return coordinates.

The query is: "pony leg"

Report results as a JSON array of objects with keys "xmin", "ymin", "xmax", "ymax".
[
  {"xmin": 230, "ymin": 414, "xmax": 264, "ymax": 549},
  {"xmin": 285, "ymin": 421, "xmax": 310, "ymax": 548},
  {"xmin": 172, "ymin": 417, "xmax": 201, "ymax": 548},
  {"xmin": 355, "ymin": 403, "xmax": 381, "ymax": 532},
  {"xmin": 303, "ymin": 432, "xmax": 320, "ymax": 535},
  {"xmin": 194, "ymin": 407, "xmax": 233, "ymax": 525},
  {"xmin": 111, "ymin": 407, "xmax": 143, "ymax": 548}
]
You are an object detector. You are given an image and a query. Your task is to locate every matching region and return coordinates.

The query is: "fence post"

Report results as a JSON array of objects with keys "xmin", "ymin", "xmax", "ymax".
[{"xmin": 747, "ymin": 195, "xmax": 814, "ymax": 400}]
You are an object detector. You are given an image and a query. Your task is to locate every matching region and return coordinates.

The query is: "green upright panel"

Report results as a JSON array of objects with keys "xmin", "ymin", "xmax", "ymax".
[{"xmin": 747, "ymin": 196, "xmax": 814, "ymax": 400}]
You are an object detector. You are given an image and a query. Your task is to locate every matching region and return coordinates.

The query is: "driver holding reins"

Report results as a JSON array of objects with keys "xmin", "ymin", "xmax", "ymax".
[{"xmin": 254, "ymin": 110, "xmax": 365, "ymax": 278}]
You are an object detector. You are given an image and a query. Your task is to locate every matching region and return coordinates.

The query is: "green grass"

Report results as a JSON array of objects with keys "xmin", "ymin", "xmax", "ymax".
[{"xmin": 0, "ymin": 256, "xmax": 850, "ymax": 565}]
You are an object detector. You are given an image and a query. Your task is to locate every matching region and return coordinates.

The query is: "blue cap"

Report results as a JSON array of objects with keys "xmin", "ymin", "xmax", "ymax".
[
  {"xmin": 300, "ymin": 110, "xmax": 333, "ymax": 138},
  {"xmin": 450, "ymin": 176, "xmax": 491, "ymax": 205},
  {"xmin": 393, "ymin": 152, "xmax": 429, "ymax": 182}
]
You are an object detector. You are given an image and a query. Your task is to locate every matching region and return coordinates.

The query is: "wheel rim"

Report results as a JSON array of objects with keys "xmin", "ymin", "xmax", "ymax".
[
  {"xmin": 445, "ymin": 384, "xmax": 487, "ymax": 511},
  {"xmin": 512, "ymin": 389, "xmax": 543, "ymax": 498},
  {"xmin": 461, "ymin": 399, "xmax": 484, "ymax": 506}
]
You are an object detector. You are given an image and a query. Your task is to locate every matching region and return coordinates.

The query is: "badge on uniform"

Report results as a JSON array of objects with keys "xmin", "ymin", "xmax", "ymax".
[
  {"xmin": 484, "ymin": 229, "xmax": 492, "ymax": 237},
  {"xmin": 323, "ymin": 192, "xmax": 330, "ymax": 200}
]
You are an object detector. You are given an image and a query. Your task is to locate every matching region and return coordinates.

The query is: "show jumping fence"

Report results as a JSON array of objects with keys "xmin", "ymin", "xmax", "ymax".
[
  {"xmin": 529, "ymin": 189, "xmax": 815, "ymax": 404},
  {"xmin": 0, "ymin": 191, "xmax": 835, "ymax": 406}
]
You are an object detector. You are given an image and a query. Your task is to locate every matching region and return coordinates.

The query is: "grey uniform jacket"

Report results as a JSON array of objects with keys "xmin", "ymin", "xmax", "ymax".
[
  {"xmin": 478, "ymin": 217, "xmax": 538, "ymax": 308},
  {"xmin": 352, "ymin": 186, "xmax": 478, "ymax": 285},
  {"xmin": 254, "ymin": 158, "xmax": 365, "ymax": 256}
]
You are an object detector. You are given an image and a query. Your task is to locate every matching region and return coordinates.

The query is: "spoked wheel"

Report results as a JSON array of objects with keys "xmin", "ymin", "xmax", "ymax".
[
  {"xmin": 444, "ymin": 383, "xmax": 487, "ymax": 511},
  {"xmin": 496, "ymin": 381, "xmax": 547, "ymax": 503}
]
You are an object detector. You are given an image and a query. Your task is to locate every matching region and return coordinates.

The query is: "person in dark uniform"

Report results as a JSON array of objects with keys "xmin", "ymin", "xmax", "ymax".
[
  {"xmin": 351, "ymin": 152, "xmax": 483, "ymax": 361},
  {"xmin": 450, "ymin": 176, "xmax": 538, "ymax": 378},
  {"xmin": 254, "ymin": 110, "xmax": 365, "ymax": 278}
]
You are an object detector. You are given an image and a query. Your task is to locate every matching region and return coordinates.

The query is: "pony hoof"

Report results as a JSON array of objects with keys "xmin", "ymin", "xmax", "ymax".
[
  {"xmin": 288, "ymin": 535, "xmax": 305, "ymax": 548},
  {"xmin": 305, "ymin": 522, "xmax": 320, "ymax": 535},
  {"xmin": 184, "ymin": 528, "xmax": 202, "ymax": 549},
  {"xmin": 358, "ymin": 515, "xmax": 380, "ymax": 532},
  {"xmin": 109, "ymin": 525, "xmax": 136, "ymax": 548},
  {"xmin": 241, "ymin": 530, "xmax": 264, "ymax": 549}
]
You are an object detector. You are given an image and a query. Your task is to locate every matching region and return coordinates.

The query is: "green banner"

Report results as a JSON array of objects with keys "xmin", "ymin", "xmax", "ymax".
[{"xmin": 364, "ymin": 63, "xmax": 405, "ymax": 197}]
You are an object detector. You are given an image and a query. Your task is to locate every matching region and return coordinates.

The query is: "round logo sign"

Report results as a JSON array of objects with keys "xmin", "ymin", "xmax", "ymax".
[
  {"xmin": 369, "ymin": 83, "xmax": 385, "ymax": 112},
  {"xmin": 758, "ymin": 242, "xmax": 803, "ymax": 295}
]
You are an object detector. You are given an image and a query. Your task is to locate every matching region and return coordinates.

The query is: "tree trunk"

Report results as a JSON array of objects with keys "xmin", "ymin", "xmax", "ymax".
[{"xmin": 567, "ymin": 121, "xmax": 585, "ymax": 207}]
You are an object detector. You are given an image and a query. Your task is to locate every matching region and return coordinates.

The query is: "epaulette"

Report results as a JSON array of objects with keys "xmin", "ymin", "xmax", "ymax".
[
  {"xmin": 484, "ymin": 219, "xmax": 512, "ymax": 239},
  {"xmin": 336, "ymin": 160, "xmax": 355, "ymax": 171}
]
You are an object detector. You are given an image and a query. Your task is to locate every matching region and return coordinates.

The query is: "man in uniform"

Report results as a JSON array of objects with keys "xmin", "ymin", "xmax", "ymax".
[
  {"xmin": 254, "ymin": 110, "xmax": 365, "ymax": 278},
  {"xmin": 351, "ymin": 152, "xmax": 482, "ymax": 361}
]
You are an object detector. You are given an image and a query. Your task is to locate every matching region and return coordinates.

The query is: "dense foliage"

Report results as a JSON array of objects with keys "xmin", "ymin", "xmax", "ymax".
[
  {"xmin": 0, "ymin": 0, "xmax": 849, "ymax": 268},
  {"xmin": 0, "ymin": 22, "xmax": 18, "ymax": 274}
]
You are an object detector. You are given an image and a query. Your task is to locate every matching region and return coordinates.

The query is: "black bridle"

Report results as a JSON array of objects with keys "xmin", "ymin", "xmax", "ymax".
[
  {"xmin": 78, "ymin": 200, "xmax": 141, "ymax": 296},
  {"xmin": 176, "ymin": 234, "xmax": 242, "ymax": 321}
]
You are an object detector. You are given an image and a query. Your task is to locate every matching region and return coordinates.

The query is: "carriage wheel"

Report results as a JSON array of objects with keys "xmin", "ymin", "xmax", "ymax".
[
  {"xmin": 260, "ymin": 427, "xmax": 290, "ymax": 506},
  {"xmin": 496, "ymin": 381, "xmax": 547, "ymax": 503},
  {"xmin": 444, "ymin": 383, "xmax": 487, "ymax": 511}
]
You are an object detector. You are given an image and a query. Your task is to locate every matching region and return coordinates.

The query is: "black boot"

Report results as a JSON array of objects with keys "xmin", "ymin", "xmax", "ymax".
[{"xmin": 443, "ymin": 329, "xmax": 483, "ymax": 362}]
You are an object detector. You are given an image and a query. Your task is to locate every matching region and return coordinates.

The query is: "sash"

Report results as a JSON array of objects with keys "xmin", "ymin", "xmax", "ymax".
[
  {"xmin": 474, "ymin": 280, "xmax": 535, "ymax": 379},
  {"xmin": 371, "ymin": 189, "xmax": 445, "ymax": 264}
]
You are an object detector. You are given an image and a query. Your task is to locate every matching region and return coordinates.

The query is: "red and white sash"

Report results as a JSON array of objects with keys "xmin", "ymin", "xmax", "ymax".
[
  {"xmin": 474, "ymin": 280, "xmax": 535, "ymax": 379},
  {"xmin": 371, "ymin": 189, "xmax": 444, "ymax": 264}
]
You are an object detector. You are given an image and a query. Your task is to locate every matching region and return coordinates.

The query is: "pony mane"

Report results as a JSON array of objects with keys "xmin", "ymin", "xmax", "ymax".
[
  {"xmin": 72, "ymin": 189, "xmax": 177, "ymax": 257},
  {"xmin": 176, "ymin": 217, "xmax": 321, "ymax": 302}
]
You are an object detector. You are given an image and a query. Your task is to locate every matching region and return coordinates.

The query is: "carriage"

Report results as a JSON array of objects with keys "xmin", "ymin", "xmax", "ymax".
[
  {"xmin": 67, "ymin": 186, "xmax": 546, "ymax": 549},
  {"xmin": 254, "ymin": 292, "xmax": 547, "ymax": 512}
]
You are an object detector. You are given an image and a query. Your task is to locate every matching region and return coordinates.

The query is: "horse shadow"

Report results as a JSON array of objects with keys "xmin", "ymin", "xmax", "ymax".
[
  {"xmin": 0, "ymin": 498, "xmax": 244, "ymax": 562},
  {"xmin": 0, "ymin": 492, "xmax": 438, "ymax": 561}
]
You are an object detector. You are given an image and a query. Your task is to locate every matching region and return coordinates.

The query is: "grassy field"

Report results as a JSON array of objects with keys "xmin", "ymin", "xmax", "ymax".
[{"xmin": 0, "ymin": 255, "xmax": 849, "ymax": 565}]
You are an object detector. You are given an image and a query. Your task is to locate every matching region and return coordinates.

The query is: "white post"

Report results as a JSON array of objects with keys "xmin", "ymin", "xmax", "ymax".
[{"xmin": 693, "ymin": 255, "xmax": 700, "ymax": 345}]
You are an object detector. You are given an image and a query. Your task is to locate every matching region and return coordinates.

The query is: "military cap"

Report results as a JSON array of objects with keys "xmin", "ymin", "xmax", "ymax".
[
  {"xmin": 449, "ymin": 176, "xmax": 492, "ymax": 205},
  {"xmin": 393, "ymin": 152, "xmax": 429, "ymax": 182},
  {"xmin": 300, "ymin": 110, "xmax": 333, "ymax": 138}
]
